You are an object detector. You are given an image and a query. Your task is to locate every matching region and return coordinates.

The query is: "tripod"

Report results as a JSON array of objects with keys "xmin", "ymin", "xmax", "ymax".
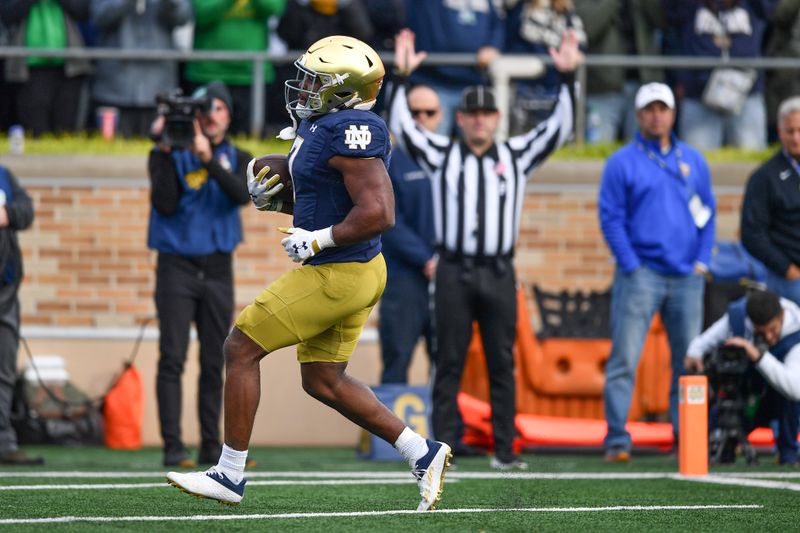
[{"xmin": 708, "ymin": 397, "xmax": 759, "ymax": 465}]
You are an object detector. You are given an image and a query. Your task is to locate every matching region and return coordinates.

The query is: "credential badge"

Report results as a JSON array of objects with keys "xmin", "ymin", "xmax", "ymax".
[{"xmin": 345, "ymin": 124, "xmax": 372, "ymax": 150}]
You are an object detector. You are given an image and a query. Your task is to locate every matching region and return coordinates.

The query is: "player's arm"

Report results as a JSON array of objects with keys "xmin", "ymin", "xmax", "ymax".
[
  {"xmin": 279, "ymin": 156, "xmax": 394, "ymax": 262},
  {"xmin": 330, "ymin": 155, "xmax": 395, "ymax": 245}
]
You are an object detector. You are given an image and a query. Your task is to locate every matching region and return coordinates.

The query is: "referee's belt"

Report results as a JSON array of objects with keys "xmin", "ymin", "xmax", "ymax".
[{"xmin": 439, "ymin": 250, "xmax": 513, "ymax": 273}]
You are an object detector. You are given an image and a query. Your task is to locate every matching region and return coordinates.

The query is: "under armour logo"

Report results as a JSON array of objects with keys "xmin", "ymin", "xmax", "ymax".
[
  {"xmin": 292, "ymin": 242, "xmax": 309, "ymax": 254},
  {"xmin": 344, "ymin": 124, "xmax": 372, "ymax": 150},
  {"xmin": 310, "ymin": 124, "xmax": 318, "ymax": 133}
]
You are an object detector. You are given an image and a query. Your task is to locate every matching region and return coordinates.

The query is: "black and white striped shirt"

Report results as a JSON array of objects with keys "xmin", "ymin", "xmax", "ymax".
[{"xmin": 388, "ymin": 81, "xmax": 575, "ymax": 258}]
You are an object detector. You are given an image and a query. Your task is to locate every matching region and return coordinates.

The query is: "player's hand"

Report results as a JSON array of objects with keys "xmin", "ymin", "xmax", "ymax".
[
  {"xmin": 279, "ymin": 226, "xmax": 336, "ymax": 263},
  {"xmin": 394, "ymin": 28, "xmax": 427, "ymax": 76},
  {"xmin": 549, "ymin": 29, "xmax": 584, "ymax": 73},
  {"xmin": 247, "ymin": 158, "xmax": 285, "ymax": 211}
]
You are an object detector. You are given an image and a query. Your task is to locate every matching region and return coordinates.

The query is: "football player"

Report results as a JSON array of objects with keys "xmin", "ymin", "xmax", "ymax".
[{"xmin": 166, "ymin": 36, "xmax": 452, "ymax": 512}]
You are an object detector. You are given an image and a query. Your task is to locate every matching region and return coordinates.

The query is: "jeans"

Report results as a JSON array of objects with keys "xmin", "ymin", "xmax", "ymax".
[
  {"xmin": 603, "ymin": 266, "xmax": 705, "ymax": 452},
  {"xmin": 765, "ymin": 269, "xmax": 800, "ymax": 307},
  {"xmin": 378, "ymin": 269, "xmax": 434, "ymax": 384},
  {"xmin": 678, "ymin": 94, "xmax": 767, "ymax": 151},
  {"xmin": 586, "ymin": 82, "xmax": 639, "ymax": 144}
]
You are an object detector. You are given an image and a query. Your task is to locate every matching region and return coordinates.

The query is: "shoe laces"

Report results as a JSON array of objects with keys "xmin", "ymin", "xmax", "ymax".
[{"xmin": 205, "ymin": 465, "xmax": 225, "ymax": 479}]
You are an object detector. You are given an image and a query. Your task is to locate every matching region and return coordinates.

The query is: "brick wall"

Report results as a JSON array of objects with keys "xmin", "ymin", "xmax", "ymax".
[{"xmin": 12, "ymin": 156, "xmax": 752, "ymax": 329}]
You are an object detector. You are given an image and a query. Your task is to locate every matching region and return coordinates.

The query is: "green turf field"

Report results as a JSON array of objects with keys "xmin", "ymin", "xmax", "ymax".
[{"xmin": 0, "ymin": 446, "xmax": 798, "ymax": 532}]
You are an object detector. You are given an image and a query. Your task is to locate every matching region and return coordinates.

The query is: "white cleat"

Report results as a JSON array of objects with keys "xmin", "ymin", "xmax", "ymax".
[
  {"xmin": 412, "ymin": 439, "xmax": 453, "ymax": 511},
  {"xmin": 166, "ymin": 466, "xmax": 246, "ymax": 506}
]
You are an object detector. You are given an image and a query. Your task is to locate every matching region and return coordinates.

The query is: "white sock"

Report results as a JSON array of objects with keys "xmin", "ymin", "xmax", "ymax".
[
  {"xmin": 394, "ymin": 427, "xmax": 429, "ymax": 468},
  {"xmin": 216, "ymin": 444, "xmax": 248, "ymax": 484}
]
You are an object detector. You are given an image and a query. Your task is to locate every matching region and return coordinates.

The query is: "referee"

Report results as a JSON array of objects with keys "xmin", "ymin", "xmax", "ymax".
[{"xmin": 389, "ymin": 29, "xmax": 583, "ymax": 469}]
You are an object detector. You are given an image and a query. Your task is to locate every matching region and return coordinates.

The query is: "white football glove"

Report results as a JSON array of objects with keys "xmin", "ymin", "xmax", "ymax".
[
  {"xmin": 279, "ymin": 226, "xmax": 336, "ymax": 263},
  {"xmin": 247, "ymin": 157, "xmax": 285, "ymax": 211}
]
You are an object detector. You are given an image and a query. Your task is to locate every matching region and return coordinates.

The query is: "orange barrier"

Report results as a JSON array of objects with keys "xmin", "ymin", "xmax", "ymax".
[
  {"xmin": 460, "ymin": 286, "xmax": 672, "ymax": 422},
  {"xmin": 459, "ymin": 391, "xmax": 792, "ymax": 451}
]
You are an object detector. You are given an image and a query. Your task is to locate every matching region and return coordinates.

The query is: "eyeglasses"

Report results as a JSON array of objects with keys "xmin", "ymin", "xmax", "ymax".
[{"xmin": 410, "ymin": 108, "xmax": 439, "ymax": 118}]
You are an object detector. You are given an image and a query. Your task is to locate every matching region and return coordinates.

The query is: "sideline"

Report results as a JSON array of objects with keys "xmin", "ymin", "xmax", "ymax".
[{"xmin": 0, "ymin": 505, "xmax": 763, "ymax": 525}]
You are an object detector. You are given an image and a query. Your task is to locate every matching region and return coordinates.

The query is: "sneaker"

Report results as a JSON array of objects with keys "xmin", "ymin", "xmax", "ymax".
[
  {"xmin": 166, "ymin": 466, "xmax": 246, "ymax": 505},
  {"xmin": 0, "ymin": 449, "xmax": 44, "ymax": 466},
  {"xmin": 490, "ymin": 456, "xmax": 529, "ymax": 471},
  {"xmin": 412, "ymin": 439, "xmax": 452, "ymax": 511},
  {"xmin": 604, "ymin": 448, "xmax": 631, "ymax": 463}
]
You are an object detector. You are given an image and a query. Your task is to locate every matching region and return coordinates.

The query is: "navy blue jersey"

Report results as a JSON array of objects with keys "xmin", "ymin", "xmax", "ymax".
[{"xmin": 287, "ymin": 109, "xmax": 392, "ymax": 265}]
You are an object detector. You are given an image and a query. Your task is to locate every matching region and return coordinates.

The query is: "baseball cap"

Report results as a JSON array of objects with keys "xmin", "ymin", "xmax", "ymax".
[
  {"xmin": 459, "ymin": 86, "xmax": 498, "ymax": 113},
  {"xmin": 635, "ymin": 82, "xmax": 675, "ymax": 111},
  {"xmin": 193, "ymin": 80, "xmax": 233, "ymax": 113}
]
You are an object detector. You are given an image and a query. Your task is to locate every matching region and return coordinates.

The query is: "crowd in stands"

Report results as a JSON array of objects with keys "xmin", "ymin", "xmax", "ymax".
[{"xmin": 0, "ymin": 1, "xmax": 798, "ymax": 143}]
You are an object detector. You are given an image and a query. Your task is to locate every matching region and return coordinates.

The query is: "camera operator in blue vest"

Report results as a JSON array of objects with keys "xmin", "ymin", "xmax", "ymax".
[
  {"xmin": 684, "ymin": 289, "xmax": 800, "ymax": 465},
  {"xmin": 147, "ymin": 80, "xmax": 251, "ymax": 468}
]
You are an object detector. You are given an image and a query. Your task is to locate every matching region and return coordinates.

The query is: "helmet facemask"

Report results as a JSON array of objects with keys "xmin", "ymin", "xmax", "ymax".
[{"xmin": 283, "ymin": 36, "xmax": 385, "ymax": 121}]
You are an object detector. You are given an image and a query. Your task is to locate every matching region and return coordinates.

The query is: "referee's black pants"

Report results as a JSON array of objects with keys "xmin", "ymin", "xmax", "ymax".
[
  {"xmin": 432, "ymin": 255, "xmax": 517, "ymax": 462},
  {"xmin": 155, "ymin": 252, "xmax": 233, "ymax": 464}
]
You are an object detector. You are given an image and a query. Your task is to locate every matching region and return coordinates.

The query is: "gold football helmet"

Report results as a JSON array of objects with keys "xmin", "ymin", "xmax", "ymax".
[{"xmin": 285, "ymin": 35, "xmax": 385, "ymax": 119}]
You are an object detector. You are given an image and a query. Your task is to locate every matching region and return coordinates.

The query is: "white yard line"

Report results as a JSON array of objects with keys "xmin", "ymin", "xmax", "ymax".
[
  {"xmin": 0, "ymin": 479, "xmax": 427, "ymax": 491},
  {"xmin": 6, "ymin": 470, "xmax": 800, "ymax": 481},
  {"xmin": 0, "ymin": 505, "xmax": 763, "ymax": 525},
  {"xmin": 678, "ymin": 475, "xmax": 800, "ymax": 492}
]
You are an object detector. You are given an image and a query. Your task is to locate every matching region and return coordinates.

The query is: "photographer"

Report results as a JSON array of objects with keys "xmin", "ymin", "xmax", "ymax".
[
  {"xmin": 685, "ymin": 290, "xmax": 800, "ymax": 465},
  {"xmin": 147, "ymin": 80, "xmax": 251, "ymax": 468}
]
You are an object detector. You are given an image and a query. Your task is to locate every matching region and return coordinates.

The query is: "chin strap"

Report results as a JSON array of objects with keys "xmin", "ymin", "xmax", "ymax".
[{"xmin": 277, "ymin": 105, "xmax": 299, "ymax": 140}]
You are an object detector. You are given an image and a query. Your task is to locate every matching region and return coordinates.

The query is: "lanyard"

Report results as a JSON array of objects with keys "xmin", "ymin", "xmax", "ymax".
[{"xmin": 636, "ymin": 141, "xmax": 693, "ymax": 197}]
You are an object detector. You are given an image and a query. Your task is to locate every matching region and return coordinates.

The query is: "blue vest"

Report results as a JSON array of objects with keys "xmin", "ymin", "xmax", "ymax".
[
  {"xmin": 727, "ymin": 298, "xmax": 800, "ymax": 361},
  {"xmin": 147, "ymin": 143, "xmax": 242, "ymax": 256},
  {"xmin": 0, "ymin": 167, "xmax": 17, "ymax": 284}
]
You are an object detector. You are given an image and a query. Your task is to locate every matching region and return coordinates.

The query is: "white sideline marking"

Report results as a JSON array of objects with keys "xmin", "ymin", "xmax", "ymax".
[
  {"xmin": 7, "ymin": 470, "xmax": 800, "ymax": 481},
  {"xmin": 0, "ymin": 479, "xmax": 428, "ymax": 491},
  {"xmin": 680, "ymin": 475, "xmax": 800, "ymax": 492},
  {"xmin": 0, "ymin": 505, "xmax": 763, "ymax": 525}
]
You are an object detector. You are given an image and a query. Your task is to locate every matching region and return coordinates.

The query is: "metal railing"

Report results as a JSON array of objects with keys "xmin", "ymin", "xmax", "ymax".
[{"xmin": 1, "ymin": 46, "xmax": 800, "ymax": 141}]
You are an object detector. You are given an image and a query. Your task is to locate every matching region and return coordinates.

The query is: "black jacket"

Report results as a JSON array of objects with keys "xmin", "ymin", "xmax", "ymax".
[{"xmin": 741, "ymin": 150, "xmax": 800, "ymax": 276}]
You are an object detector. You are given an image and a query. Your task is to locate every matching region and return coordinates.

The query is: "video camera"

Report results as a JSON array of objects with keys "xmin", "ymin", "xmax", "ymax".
[
  {"xmin": 704, "ymin": 343, "xmax": 763, "ymax": 465},
  {"xmin": 155, "ymin": 89, "xmax": 212, "ymax": 149}
]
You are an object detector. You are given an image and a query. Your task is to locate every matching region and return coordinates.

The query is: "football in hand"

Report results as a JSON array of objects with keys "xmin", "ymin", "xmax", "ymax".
[{"xmin": 251, "ymin": 153, "xmax": 294, "ymax": 204}]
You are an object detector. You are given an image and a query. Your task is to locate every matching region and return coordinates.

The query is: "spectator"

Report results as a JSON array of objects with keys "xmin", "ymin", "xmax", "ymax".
[
  {"xmin": 365, "ymin": 0, "xmax": 405, "ymax": 51},
  {"xmin": 389, "ymin": 28, "xmax": 582, "ymax": 470},
  {"xmin": 1, "ymin": 0, "xmax": 93, "ymax": 137},
  {"xmin": 668, "ymin": 0, "xmax": 777, "ymax": 151},
  {"xmin": 741, "ymin": 96, "xmax": 800, "ymax": 305},
  {"xmin": 573, "ymin": 0, "xmax": 666, "ymax": 143},
  {"xmin": 599, "ymin": 82, "xmax": 716, "ymax": 462},
  {"xmin": 0, "ymin": 165, "xmax": 38, "ymax": 466},
  {"xmin": 405, "ymin": 0, "xmax": 505, "ymax": 136},
  {"xmin": 685, "ymin": 290, "xmax": 800, "ymax": 465},
  {"xmin": 185, "ymin": 0, "xmax": 287, "ymax": 136},
  {"xmin": 0, "ymin": 15, "xmax": 17, "ymax": 133},
  {"xmin": 504, "ymin": 0, "xmax": 587, "ymax": 134},
  {"xmin": 147, "ymin": 81, "xmax": 252, "ymax": 468},
  {"xmin": 90, "ymin": 0, "xmax": 193, "ymax": 138},
  {"xmin": 764, "ymin": 0, "xmax": 800, "ymax": 143},
  {"xmin": 378, "ymin": 83, "xmax": 442, "ymax": 384},
  {"xmin": 166, "ymin": 36, "xmax": 453, "ymax": 511},
  {"xmin": 277, "ymin": 0, "xmax": 373, "ymax": 50}
]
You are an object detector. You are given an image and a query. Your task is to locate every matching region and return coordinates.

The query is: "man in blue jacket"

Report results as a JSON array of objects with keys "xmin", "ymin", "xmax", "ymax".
[
  {"xmin": 599, "ymin": 82, "xmax": 716, "ymax": 462},
  {"xmin": 379, "ymin": 83, "xmax": 441, "ymax": 384}
]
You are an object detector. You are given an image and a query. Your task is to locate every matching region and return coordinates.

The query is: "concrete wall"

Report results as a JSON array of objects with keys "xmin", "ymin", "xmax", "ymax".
[{"xmin": 2, "ymin": 154, "xmax": 760, "ymax": 446}]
